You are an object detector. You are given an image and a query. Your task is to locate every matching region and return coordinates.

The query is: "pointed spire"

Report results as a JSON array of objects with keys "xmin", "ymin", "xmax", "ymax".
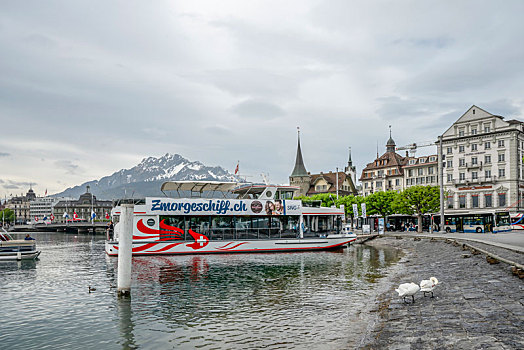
[
  {"xmin": 348, "ymin": 147, "xmax": 353, "ymax": 166},
  {"xmin": 291, "ymin": 127, "xmax": 308, "ymax": 177}
]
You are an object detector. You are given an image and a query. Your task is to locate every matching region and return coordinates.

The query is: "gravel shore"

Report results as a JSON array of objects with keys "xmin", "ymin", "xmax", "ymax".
[{"xmin": 359, "ymin": 237, "xmax": 524, "ymax": 350}]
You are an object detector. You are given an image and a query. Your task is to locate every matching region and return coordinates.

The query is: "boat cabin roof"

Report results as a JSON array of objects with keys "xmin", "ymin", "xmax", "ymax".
[{"xmin": 161, "ymin": 181, "xmax": 240, "ymax": 198}]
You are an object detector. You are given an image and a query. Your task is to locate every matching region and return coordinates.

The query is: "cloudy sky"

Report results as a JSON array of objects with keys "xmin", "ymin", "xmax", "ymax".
[{"xmin": 1, "ymin": 0, "xmax": 523, "ymax": 198}]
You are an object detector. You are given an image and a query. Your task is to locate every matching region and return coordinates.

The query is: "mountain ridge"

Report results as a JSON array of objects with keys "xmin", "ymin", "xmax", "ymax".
[{"xmin": 53, "ymin": 153, "xmax": 240, "ymax": 199}]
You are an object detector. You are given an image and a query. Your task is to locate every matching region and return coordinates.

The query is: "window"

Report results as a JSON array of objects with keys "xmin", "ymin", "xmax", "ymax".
[
  {"xmin": 472, "ymin": 171, "xmax": 478, "ymax": 180},
  {"xmin": 485, "ymin": 194, "xmax": 492, "ymax": 208},
  {"xmin": 447, "ymin": 159, "xmax": 453, "ymax": 168},
  {"xmin": 428, "ymin": 167, "xmax": 434, "ymax": 175},
  {"xmin": 419, "ymin": 158, "xmax": 426, "ymax": 164},
  {"xmin": 418, "ymin": 168, "xmax": 424, "ymax": 176},
  {"xmin": 376, "ymin": 181, "xmax": 382, "ymax": 187},
  {"xmin": 499, "ymin": 168, "xmax": 505, "ymax": 178},
  {"xmin": 498, "ymin": 193, "xmax": 506, "ymax": 207},
  {"xmin": 485, "ymin": 155, "xmax": 491, "ymax": 164},
  {"xmin": 429, "ymin": 156, "xmax": 436, "ymax": 162},
  {"xmin": 471, "ymin": 144, "xmax": 477, "ymax": 151},
  {"xmin": 459, "ymin": 130, "xmax": 465, "ymax": 137},
  {"xmin": 365, "ymin": 183, "xmax": 368, "ymax": 188},
  {"xmin": 408, "ymin": 169, "xmax": 413, "ymax": 177},
  {"xmin": 498, "ymin": 153, "xmax": 505, "ymax": 162},
  {"xmin": 472, "ymin": 195, "xmax": 479, "ymax": 208},
  {"xmin": 395, "ymin": 179, "xmax": 400, "ymax": 186},
  {"xmin": 447, "ymin": 196, "xmax": 453, "ymax": 209},
  {"xmin": 484, "ymin": 125, "xmax": 491, "ymax": 133},
  {"xmin": 472, "ymin": 157, "xmax": 478, "ymax": 165},
  {"xmin": 409, "ymin": 159, "xmax": 416, "ymax": 165},
  {"xmin": 485, "ymin": 141, "xmax": 491, "ymax": 149},
  {"xmin": 447, "ymin": 174, "xmax": 453, "ymax": 182},
  {"xmin": 485, "ymin": 170, "xmax": 492, "ymax": 178},
  {"xmin": 446, "ymin": 147, "xmax": 452, "ymax": 154},
  {"xmin": 498, "ymin": 140, "xmax": 505, "ymax": 147},
  {"xmin": 459, "ymin": 172, "xmax": 465, "ymax": 180},
  {"xmin": 459, "ymin": 158, "xmax": 465, "ymax": 167},
  {"xmin": 459, "ymin": 196, "xmax": 466, "ymax": 208},
  {"xmin": 459, "ymin": 145, "xmax": 465, "ymax": 153},
  {"xmin": 471, "ymin": 128, "xmax": 477, "ymax": 135}
]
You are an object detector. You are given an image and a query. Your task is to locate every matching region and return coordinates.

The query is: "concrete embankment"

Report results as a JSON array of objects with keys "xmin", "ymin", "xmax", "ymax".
[{"xmin": 359, "ymin": 236, "xmax": 524, "ymax": 349}]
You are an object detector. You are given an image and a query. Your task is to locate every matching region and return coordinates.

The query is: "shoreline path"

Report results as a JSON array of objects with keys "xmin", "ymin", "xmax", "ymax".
[{"xmin": 359, "ymin": 235, "xmax": 524, "ymax": 349}]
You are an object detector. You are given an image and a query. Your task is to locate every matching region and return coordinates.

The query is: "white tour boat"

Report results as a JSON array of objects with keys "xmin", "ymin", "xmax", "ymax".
[
  {"xmin": 105, "ymin": 181, "xmax": 356, "ymax": 256},
  {"xmin": 0, "ymin": 231, "xmax": 41, "ymax": 261}
]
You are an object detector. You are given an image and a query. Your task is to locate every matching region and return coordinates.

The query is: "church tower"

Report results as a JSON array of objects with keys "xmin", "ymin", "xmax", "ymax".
[
  {"xmin": 344, "ymin": 147, "xmax": 357, "ymax": 186},
  {"xmin": 289, "ymin": 128, "xmax": 311, "ymax": 197}
]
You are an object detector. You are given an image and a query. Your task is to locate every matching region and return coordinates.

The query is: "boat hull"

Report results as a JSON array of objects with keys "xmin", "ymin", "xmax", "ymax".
[
  {"xmin": 105, "ymin": 235, "xmax": 357, "ymax": 256},
  {"xmin": 0, "ymin": 251, "xmax": 41, "ymax": 261}
]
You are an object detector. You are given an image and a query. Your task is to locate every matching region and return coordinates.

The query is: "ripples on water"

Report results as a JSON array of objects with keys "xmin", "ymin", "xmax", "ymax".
[{"xmin": 0, "ymin": 232, "xmax": 402, "ymax": 349}]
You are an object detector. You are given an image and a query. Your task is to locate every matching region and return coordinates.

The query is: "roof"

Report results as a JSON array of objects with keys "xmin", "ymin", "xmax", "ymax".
[
  {"xmin": 160, "ymin": 181, "xmax": 240, "ymax": 193},
  {"xmin": 306, "ymin": 172, "xmax": 357, "ymax": 196}
]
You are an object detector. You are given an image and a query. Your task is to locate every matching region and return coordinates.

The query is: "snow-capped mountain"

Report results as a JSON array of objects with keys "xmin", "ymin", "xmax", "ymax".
[{"xmin": 53, "ymin": 153, "xmax": 241, "ymax": 199}]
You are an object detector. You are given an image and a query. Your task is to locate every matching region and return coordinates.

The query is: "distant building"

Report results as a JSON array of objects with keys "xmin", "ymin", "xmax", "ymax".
[
  {"xmin": 289, "ymin": 130, "xmax": 358, "ymax": 197},
  {"xmin": 30, "ymin": 197, "xmax": 72, "ymax": 221},
  {"xmin": 360, "ymin": 132, "xmax": 408, "ymax": 196},
  {"xmin": 5, "ymin": 188, "xmax": 37, "ymax": 224},
  {"xmin": 53, "ymin": 186, "xmax": 112, "ymax": 222}
]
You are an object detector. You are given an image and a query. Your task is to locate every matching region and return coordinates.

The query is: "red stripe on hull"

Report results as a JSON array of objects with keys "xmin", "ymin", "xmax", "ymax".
[{"xmin": 106, "ymin": 239, "xmax": 356, "ymax": 256}]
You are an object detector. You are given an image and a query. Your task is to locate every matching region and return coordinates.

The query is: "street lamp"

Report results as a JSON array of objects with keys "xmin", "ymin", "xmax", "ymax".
[{"xmin": 438, "ymin": 135, "xmax": 445, "ymax": 232}]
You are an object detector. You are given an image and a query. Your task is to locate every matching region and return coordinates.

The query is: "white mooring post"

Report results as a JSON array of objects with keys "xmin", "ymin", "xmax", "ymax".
[{"xmin": 117, "ymin": 203, "xmax": 134, "ymax": 297}]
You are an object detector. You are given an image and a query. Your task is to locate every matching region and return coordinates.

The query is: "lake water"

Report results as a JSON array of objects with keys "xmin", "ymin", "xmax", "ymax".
[{"xmin": 0, "ymin": 232, "xmax": 402, "ymax": 349}]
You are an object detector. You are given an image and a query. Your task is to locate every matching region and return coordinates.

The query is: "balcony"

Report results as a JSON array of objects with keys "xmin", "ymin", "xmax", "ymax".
[
  {"xmin": 451, "ymin": 175, "xmax": 498, "ymax": 186},
  {"xmin": 467, "ymin": 161, "xmax": 482, "ymax": 170}
]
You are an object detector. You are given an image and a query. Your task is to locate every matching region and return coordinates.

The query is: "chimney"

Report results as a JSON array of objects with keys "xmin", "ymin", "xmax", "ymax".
[{"xmin": 405, "ymin": 151, "xmax": 408, "ymax": 157}]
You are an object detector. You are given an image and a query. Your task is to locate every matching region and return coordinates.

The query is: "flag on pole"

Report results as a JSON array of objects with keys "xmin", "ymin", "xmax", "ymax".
[
  {"xmin": 234, "ymin": 161, "xmax": 239, "ymax": 175},
  {"xmin": 63, "ymin": 212, "xmax": 69, "ymax": 218},
  {"xmin": 50, "ymin": 214, "xmax": 55, "ymax": 221},
  {"xmin": 45, "ymin": 189, "xmax": 47, "ymax": 196},
  {"xmin": 34, "ymin": 216, "xmax": 39, "ymax": 222},
  {"xmin": 73, "ymin": 212, "xmax": 78, "ymax": 220},
  {"xmin": 91, "ymin": 211, "xmax": 96, "ymax": 220},
  {"xmin": 105, "ymin": 212, "xmax": 110, "ymax": 220}
]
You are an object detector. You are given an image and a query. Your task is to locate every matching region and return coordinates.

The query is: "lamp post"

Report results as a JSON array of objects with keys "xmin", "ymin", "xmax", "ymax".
[{"xmin": 438, "ymin": 135, "xmax": 445, "ymax": 232}]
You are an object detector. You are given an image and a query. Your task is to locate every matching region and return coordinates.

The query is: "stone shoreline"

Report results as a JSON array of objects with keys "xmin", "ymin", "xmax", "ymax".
[{"xmin": 358, "ymin": 237, "xmax": 524, "ymax": 350}]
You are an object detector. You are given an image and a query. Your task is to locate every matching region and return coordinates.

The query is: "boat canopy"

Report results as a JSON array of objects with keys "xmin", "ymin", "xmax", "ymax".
[{"xmin": 161, "ymin": 181, "xmax": 240, "ymax": 198}]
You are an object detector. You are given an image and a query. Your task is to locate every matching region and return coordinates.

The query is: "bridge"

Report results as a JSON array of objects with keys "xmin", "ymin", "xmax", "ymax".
[{"xmin": 11, "ymin": 222, "xmax": 108, "ymax": 234}]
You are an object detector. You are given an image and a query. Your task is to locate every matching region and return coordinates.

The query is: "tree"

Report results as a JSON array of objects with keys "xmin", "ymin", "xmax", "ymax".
[
  {"xmin": 394, "ymin": 185, "xmax": 440, "ymax": 233},
  {"xmin": 365, "ymin": 191, "xmax": 399, "ymax": 218},
  {"xmin": 1, "ymin": 208, "xmax": 15, "ymax": 225},
  {"xmin": 337, "ymin": 195, "xmax": 365, "ymax": 226}
]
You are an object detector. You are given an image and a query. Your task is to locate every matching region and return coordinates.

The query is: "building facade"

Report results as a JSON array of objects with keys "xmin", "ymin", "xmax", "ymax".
[
  {"xmin": 440, "ymin": 105, "xmax": 524, "ymax": 215},
  {"xmin": 404, "ymin": 155, "xmax": 439, "ymax": 188},
  {"xmin": 360, "ymin": 134, "xmax": 407, "ymax": 196},
  {"xmin": 53, "ymin": 186, "xmax": 113, "ymax": 222}
]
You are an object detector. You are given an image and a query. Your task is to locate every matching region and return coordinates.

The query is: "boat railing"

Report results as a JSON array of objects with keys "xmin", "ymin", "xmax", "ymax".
[{"xmin": 166, "ymin": 227, "xmax": 341, "ymax": 241}]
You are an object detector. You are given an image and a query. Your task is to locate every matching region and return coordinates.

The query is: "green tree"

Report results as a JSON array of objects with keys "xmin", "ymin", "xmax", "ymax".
[
  {"xmin": 1, "ymin": 208, "xmax": 15, "ymax": 224},
  {"xmin": 394, "ymin": 185, "xmax": 440, "ymax": 233},
  {"xmin": 365, "ymin": 191, "xmax": 399, "ymax": 218},
  {"xmin": 337, "ymin": 195, "xmax": 365, "ymax": 225}
]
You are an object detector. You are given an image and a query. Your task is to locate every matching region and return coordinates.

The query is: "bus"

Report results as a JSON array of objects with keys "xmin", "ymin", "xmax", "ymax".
[
  {"xmin": 443, "ymin": 212, "xmax": 511, "ymax": 233},
  {"xmin": 510, "ymin": 213, "xmax": 524, "ymax": 230}
]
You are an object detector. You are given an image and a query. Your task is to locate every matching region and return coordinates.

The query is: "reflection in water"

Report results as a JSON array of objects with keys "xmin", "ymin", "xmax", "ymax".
[
  {"xmin": 117, "ymin": 298, "xmax": 136, "ymax": 349},
  {"xmin": 0, "ymin": 233, "xmax": 402, "ymax": 350}
]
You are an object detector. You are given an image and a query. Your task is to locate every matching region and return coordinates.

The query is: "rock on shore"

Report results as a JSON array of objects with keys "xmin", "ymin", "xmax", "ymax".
[{"xmin": 360, "ymin": 237, "xmax": 524, "ymax": 349}]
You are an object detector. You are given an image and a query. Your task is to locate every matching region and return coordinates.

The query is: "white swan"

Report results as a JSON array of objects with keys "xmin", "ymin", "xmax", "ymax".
[
  {"xmin": 395, "ymin": 282, "xmax": 420, "ymax": 303},
  {"xmin": 419, "ymin": 277, "xmax": 439, "ymax": 298}
]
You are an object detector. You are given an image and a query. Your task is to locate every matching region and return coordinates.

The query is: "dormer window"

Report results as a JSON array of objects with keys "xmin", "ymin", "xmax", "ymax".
[
  {"xmin": 419, "ymin": 158, "xmax": 426, "ymax": 164},
  {"xmin": 409, "ymin": 159, "xmax": 416, "ymax": 165},
  {"xmin": 429, "ymin": 156, "xmax": 436, "ymax": 162}
]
